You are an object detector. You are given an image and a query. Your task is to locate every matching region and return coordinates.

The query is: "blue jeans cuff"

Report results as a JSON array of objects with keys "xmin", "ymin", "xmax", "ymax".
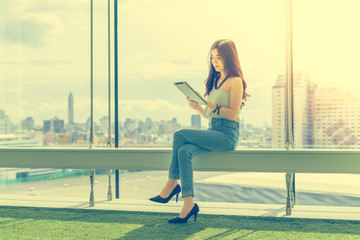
[
  {"xmin": 181, "ymin": 189, "xmax": 194, "ymax": 198},
  {"xmin": 169, "ymin": 173, "xmax": 180, "ymax": 180}
]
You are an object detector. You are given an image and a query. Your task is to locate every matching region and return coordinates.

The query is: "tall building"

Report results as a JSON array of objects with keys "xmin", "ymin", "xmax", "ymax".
[
  {"xmin": 99, "ymin": 116, "xmax": 108, "ymax": 131},
  {"xmin": 124, "ymin": 118, "xmax": 137, "ymax": 131},
  {"xmin": 191, "ymin": 114, "xmax": 201, "ymax": 129},
  {"xmin": 43, "ymin": 116, "xmax": 65, "ymax": 133},
  {"xmin": 272, "ymin": 73, "xmax": 316, "ymax": 148},
  {"xmin": 68, "ymin": 93, "xmax": 74, "ymax": 126},
  {"xmin": 272, "ymin": 75, "xmax": 286, "ymax": 148},
  {"xmin": 314, "ymin": 88, "xmax": 360, "ymax": 149},
  {"xmin": 138, "ymin": 120, "xmax": 145, "ymax": 133},
  {"xmin": 21, "ymin": 117, "xmax": 35, "ymax": 130},
  {"xmin": 145, "ymin": 117, "xmax": 152, "ymax": 131},
  {"xmin": 0, "ymin": 110, "xmax": 6, "ymax": 134},
  {"xmin": 0, "ymin": 110, "xmax": 11, "ymax": 134},
  {"xmin": 158, "ymin": 119, "xmax": 181, "ymax": 134}
]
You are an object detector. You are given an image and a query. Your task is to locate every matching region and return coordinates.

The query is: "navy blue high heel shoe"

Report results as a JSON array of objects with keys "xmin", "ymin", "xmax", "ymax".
[
  {"xmin": 168, "ymin": 203, "xmax": 199, "ymax": 224},
  {"xmin": 149, "ymin": 184, "xmax": 181, "ymax": 203}
]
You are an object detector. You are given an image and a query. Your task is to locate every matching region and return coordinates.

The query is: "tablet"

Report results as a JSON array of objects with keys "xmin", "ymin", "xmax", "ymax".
[{"xmin": 174, "ymin": 81, "xmax": 208, "ymax": 105}]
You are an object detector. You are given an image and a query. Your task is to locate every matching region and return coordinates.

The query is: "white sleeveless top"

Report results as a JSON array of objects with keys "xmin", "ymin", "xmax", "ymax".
[{"xmin": 203, "ymin": 89, "xmax": 241, "ymax": 123}]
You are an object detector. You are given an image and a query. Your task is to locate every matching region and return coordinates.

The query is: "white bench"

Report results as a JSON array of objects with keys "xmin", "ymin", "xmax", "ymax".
[{"xmin": 1, "ymin": 148, "xmax": 359, "ymax": 215}]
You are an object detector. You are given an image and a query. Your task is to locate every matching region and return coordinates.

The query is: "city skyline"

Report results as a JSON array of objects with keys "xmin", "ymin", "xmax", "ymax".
[
  {"xmin": 1, "ymin": 70, "xmax": 359, "ymax": 132},
  {"xmin": 272, "ymin": 73, "xmax": 360, "ymax": 149},
  {"xmin": 2, "ymin": 0, "xmax": 360, "ymax": 128},
  {"xmin": 1, "ymin": 0, "xmax": 360, "ymax": 142},
  {"xmin": 4, "ymin": 70, "xmax": 360, "ymax": 149},
  {"xmin": 0, "ymin": 108, "xmax": 200, "ymax": 131}
]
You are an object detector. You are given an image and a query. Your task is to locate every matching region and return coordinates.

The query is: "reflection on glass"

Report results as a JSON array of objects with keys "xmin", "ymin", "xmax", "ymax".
[
  {"xmin": 272, "ymin": 73, "xmax": 317, "ymax": 149},
  {"xmin": 292, "ymin": 0, "xmax": 360, "ymax": 149},
  {"xmin": 290, "ymin": 0, "xmax": 360, "ymax": 209}
]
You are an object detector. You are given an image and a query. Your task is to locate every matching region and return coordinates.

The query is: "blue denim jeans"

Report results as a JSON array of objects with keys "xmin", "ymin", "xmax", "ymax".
[{"xmin": 168, "ymin": 118, "xmax": 240, "ymax": 198}]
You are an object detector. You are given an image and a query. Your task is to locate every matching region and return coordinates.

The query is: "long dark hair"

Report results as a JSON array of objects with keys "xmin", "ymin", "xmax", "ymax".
[{"xmin": 204, "ymin": 39, "xmax": 249, "ymax": 101}]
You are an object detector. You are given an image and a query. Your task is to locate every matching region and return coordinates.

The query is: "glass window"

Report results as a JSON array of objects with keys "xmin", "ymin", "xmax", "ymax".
[
  {"xmin": 293, "ymin": 0, "xmax": 360, "ymax": 150},
  {"xmin": 3, "ymin": 0, "xmax": 357, "ymax": 211},
  {"xmin": 0, "ymin": 0, "xmax": 97, "ymax": 199},
  {"xmin": 291, "ymin": 0, "xmax": 360, "ymax": 208},
  {"xmin": 117, "ymin": 0, "xmax": 285, "ymax": 150}
]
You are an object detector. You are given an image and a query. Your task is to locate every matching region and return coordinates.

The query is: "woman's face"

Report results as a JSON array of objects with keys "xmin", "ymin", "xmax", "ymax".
[{"xmin": 211, "ymin": 48, "xmax": 225, "ymax": 73}]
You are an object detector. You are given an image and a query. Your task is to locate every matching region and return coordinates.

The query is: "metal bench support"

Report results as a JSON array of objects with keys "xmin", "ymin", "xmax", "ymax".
[
  {"xmin": 107, "ymin": 169, "xmax": 112, "ymax": 201},
  {"xmin": 89, "ymin": 169, "xmax": 95, "ymax": 207},
  {"xmin": 286, "ymin": 172, "xmax": 295, "ymax": 215}
]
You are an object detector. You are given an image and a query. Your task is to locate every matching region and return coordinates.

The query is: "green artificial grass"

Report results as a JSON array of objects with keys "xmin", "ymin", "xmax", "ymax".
[{"xmin": 0, "ymin": 206, "xmax": 359, "ymax": 240}]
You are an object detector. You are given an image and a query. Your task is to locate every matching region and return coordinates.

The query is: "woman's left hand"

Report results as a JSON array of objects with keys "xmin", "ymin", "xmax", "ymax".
[
  {"xmin": 187, "ymin": 97, "xmax": 203, "ymax": 112},
  {"xmin": 194, "ymin": 91, "xmax": 217, "ymax": 111}
]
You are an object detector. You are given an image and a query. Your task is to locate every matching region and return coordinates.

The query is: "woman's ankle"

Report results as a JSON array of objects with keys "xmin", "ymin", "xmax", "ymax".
[
  {"xmin": 183, "ymin": 196, "xmax": 194, "ymax": 206},
  {"xmin": 167, "ymin": 179, "xmax": 178, "ymax": 187}
]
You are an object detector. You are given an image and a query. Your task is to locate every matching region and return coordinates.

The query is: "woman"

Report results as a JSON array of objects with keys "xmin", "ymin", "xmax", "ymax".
[{"xmin": 150, "ymin": 39, "xmax": 249, "ymax": 224}]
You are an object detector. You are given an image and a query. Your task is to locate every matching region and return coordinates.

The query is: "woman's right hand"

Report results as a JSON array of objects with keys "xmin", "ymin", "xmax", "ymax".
[{"xmin": 187, "ymin": 97, "xmax": 203, "ymax": 113}]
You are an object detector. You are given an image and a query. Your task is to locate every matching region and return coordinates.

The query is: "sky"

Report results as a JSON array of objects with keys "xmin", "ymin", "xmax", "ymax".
[{"xmin": 1, "ymin": 0, "xmax": 360, "ymax": 128}]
